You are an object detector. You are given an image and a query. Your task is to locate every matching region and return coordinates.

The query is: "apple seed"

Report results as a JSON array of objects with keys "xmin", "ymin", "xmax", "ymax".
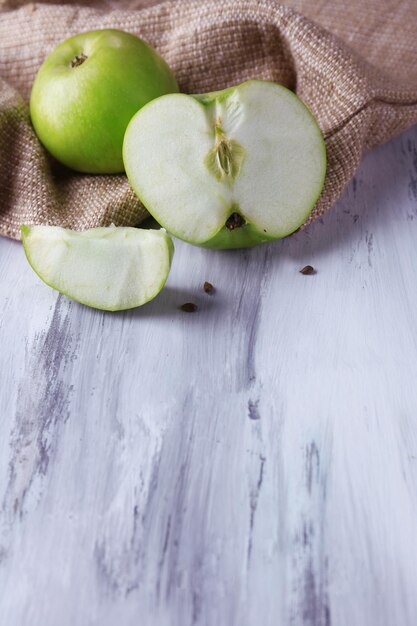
[
  {"xmin": 300, "ymin": 265, "xmax": 316, "ymax": 275},
  {"xmin": 180, "ymin": 302, "xmax": 198, "ymax": 312},
  {"xmin": 203, "ymin": 281, "xmax": 214, "ymax": 294}
]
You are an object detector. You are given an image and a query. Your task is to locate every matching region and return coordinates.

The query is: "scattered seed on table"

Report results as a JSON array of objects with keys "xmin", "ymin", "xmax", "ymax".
[
  {"xmin": 203, "ymin": 281, "xmax": 215, "ymax": 294},
  {"xmin": 300, "ymin": 265, "xmax": 316, "ymax": 275},
  {"xmin": 180, "ymin": 302, "xmax": 198, "ymax": 313}
]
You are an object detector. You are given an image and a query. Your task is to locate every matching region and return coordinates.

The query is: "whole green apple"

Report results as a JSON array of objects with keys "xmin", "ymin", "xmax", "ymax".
[
  {"xmin": 30, "ymin": 29, "xmax": 179, "ymax": 173},
  {"xmin": 123, "ymin": 80, "xmax": 326, "ymax": 248}
]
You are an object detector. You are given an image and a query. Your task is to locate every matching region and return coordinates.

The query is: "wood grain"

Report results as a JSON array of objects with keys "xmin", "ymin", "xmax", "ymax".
[{"xmin": 1, "ymin": 125, "xmax": 417, "ymax": 625}]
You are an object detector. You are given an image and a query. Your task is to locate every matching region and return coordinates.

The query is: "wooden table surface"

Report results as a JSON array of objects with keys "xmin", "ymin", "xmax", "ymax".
[{"xmin": 1, "ymin": 124, "xmax": 417, "ymax": 626}]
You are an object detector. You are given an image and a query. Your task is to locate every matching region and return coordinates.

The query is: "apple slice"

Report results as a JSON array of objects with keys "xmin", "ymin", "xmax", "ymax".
[
  {"xmin": 21, "ymin": 225, "xmax": 174, "ymax": 311},
  {"xmin": 123, "ymin": 80, "xmax": 326, "ymax": 249}
]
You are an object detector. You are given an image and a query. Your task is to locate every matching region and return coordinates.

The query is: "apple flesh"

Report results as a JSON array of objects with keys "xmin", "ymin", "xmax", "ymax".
[
  {"xmin": 30, "ymin": 29, "xmax": 179, "ymax": 173},
  {"xmin": 21, "ymin": 225, "xmax": 174, "ymax": 311},
  {"xmin": 123, "ymin": 80, "xmax": 326, "ymax": 248}
]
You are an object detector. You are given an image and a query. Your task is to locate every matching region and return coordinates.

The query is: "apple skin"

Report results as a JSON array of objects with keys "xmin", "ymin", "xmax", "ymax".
[
  {"xmin": 30, "ymin": 29, "xmax": 179, "ymax": 174},
  {"xmin": 198, "ymin": 222, "xmax": 277, "ymax": 249}
]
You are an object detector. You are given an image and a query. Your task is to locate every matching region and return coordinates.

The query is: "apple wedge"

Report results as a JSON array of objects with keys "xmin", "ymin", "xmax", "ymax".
[
  {"xmin": 123, "ymin": 80, "xmax": 326, "ymax": 249},
  {"xmin": 21, "ymin": 225, "xmax": 174, "ymax": 311}
]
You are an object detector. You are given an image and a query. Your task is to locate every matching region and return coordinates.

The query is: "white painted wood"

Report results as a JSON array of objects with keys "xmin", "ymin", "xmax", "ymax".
[{"xmin": 1, "ymin": 125, "xmax": 417, "ymax": 626}]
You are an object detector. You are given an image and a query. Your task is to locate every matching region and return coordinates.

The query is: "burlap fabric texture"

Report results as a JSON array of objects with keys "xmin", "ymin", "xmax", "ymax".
[{"xmin": 1, "ymin": 1, "xmax": 417, "ymax": 241}]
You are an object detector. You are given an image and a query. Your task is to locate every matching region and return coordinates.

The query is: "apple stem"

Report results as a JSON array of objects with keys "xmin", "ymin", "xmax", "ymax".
[{"xmin": 71, "ymin": 53, "xmax": 87, "ymax": 68}]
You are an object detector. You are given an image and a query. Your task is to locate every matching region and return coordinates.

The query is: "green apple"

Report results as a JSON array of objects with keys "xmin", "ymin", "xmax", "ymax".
[
  {"xmin": 21, "ymin": 225, "xmax": 174, "ymax": 311},
  {"xmin": 123, "ymin": 80, "xmax": 326, "ymax": 248},
  {"xmin": 30, "ymin": 29, "xmax": 179, "ymax": 173}
]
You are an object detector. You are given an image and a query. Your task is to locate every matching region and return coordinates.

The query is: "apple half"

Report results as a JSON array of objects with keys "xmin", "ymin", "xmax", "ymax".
[
  {"xmin": 21, "ymin": 225, "xmax": 174, "ymax": 311},
  {"xmin": 123, "ymin": 80, "xmax": 326, "ymax": 249}
]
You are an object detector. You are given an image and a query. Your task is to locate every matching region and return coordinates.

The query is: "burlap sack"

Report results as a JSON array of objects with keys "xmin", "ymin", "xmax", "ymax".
[{"xmin": 1, "ymin": 0, "xmax": 417, "ymax": 241}]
